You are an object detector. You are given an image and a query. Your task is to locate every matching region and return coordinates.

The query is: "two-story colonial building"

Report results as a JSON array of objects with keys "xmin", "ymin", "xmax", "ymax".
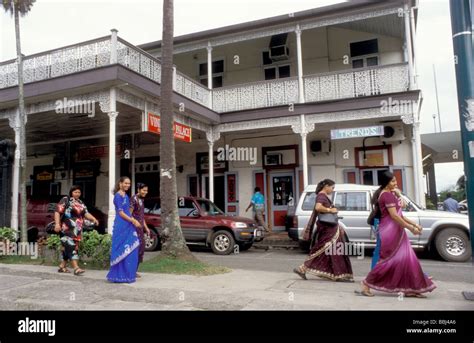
[{"xmin": 0, "ymin": 0, "xmax": 423, "ymax": 232}]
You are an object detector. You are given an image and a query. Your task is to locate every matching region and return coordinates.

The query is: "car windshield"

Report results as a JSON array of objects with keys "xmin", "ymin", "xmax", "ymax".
[
  {"xmin": 401, "ymin": 194, "xmax": 423, "ymax": 211},
  {"xmin": 197, "ymin": 200, "xmax": 224, "ymax": 216}
]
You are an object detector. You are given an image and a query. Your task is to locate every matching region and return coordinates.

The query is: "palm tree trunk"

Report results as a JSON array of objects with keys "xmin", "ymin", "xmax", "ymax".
[
  {"xmin": 14, "ymin": 5, "xmax": 27, "ymax": 243},
  {"xmin": 159, "ymin": 0, "xmax": 193, "ymax": 258}
]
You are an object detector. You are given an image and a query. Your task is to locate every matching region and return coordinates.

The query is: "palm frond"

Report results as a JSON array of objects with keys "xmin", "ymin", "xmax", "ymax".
[{"xmin": 2, "ymin": 0, "xmax": 35, "ymax": 16}]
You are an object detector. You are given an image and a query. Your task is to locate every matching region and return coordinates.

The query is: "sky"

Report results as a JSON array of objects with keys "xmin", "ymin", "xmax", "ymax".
[{"xmin": 0, "ymin": 0, "xmax": 467, "ymax": 192}]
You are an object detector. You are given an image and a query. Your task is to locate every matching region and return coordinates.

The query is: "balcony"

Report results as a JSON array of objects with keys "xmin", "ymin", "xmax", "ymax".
[
  {"xmin": 0, "ymin": 34, "xmax": 409, "ymax": 114},
  {"xmin": 212, "ymin": 63, "xmax": 409, "ymax": 113}
]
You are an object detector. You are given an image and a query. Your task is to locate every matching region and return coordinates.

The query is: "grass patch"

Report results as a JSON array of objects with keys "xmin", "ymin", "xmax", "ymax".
[
  {"xmin": 139, "ymin": 255, "xmax": 231, "ymax": 276},
  {"xmin": 0, "ymin": 254, "xmax": 231, "ymax": 276},
  {"xmin": 0, "ymin": 255, "xmax": 107, "ymax": 270},
  {"xmin": 0, "ymin": 255, "xmax": 46, "ymax": 265}
]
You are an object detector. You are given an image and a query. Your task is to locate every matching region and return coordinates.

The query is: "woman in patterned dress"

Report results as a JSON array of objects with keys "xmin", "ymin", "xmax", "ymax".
[{"xmin": 54, "ymin": 185, "xmax": 99, "ymax": 275}]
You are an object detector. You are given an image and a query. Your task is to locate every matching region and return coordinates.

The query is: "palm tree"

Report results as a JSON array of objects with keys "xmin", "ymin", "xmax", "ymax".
[
  {"xmin": 159, "ymin": 0, "xmax": 193, "ymax": 258},
  {"xmin": 2, "ymin": 0, "xmax": 35, "ymax": 243}
]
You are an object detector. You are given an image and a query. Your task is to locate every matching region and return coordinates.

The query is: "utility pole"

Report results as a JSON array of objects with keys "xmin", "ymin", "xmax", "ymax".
[
  {"xmin": 449, "ymin": 1, "xmax": 474, "ymax": 274},
  {"xmin": 432, "ymin": 64, "xmax": 442, "ymax": 132}
]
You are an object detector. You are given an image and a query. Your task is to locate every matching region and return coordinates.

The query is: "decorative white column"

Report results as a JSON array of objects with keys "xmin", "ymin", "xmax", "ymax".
[
  {"xmin": 107, "ymin": 88, "xmax": 118, "ymax": 234},
  {"xmin": 300, "ymin": 115, "xmax": 309, "ymax": 188},
  {"xmin": 172, "ymin": 66, "xmax": 177, "ymax": 91},
  {"xmin": 110, "ymin": 28, "xmax": 118, "ymax": 64},
  {"xmin": 207, "ymin": 42, "xmax": 213, "ymax": 108},
  {"xmin": 8, "ymin": 109, "xmax": 20, "ymax": 235},
  {"xmin": 131, "ymin": 133, "xmax": 136, "ymax": 195},
  {"xmin": 206, "ymin": 127, "xmax": 220, "ymax": 202},
  {"xmin": 295, "ymin": 24, "xmax": 305, "ymax": 103},
  {"xmin": 414, "ymin": 121, "xmax": 425, "ymax": 207},
  {"xmin": 409, "ymin": 6, "xmax": 419, "ymax": 88},
  {"xmin": 292, "ymin": 116, "xmax": 314, "ymax": 189},
  {"xmin": 404, "ymin": 4, "xmax": 415, "ymax": 90}
]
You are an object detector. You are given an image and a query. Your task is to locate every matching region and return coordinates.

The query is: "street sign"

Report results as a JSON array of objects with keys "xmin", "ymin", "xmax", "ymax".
[
  {"xmin": 145, "ymin": 112, "xmax": 192, "ymax": 143},
  {"xmin": 330, "ymin": 125, "xmax": 384, "ymax": 140}
]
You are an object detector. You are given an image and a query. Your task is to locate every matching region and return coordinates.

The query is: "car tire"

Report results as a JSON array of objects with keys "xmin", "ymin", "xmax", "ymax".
[
  {"xmin": 144, "ymin": 228, "xmax": 161, "ymax": 252},
  {"xmin": 211, "ymin": 230, "xmax": 235, "ymax": 255},
  {"xmin": 435, "ymin": 228, "xmax": 471, "ymax": 262},
  {"xmin": 238, "ymin": 242, "xmax": 253, "ymax": 251}
]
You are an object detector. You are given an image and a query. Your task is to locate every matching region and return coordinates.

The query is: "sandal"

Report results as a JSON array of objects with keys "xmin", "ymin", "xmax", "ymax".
[
  {"xmin": 405, "ymin": 293, "xmax": 427, "ymax": 298},
  {"xmin": 57, "ymin": 267, "xmax": 70, "ymax": 273},
  {"xmin": 337, "ymin": 278, "xmax": 355, "ymax": 283},
  {"xmin": 354, "ymin": 289, "xmax": 375, "ymax": 297},
  {"xmin": 73, "ymin": 268, "xmax": 85, "ymax": 276},
  {"xmin": 293, "ymin": 267, "xmax": 307, "ymax": 280}
]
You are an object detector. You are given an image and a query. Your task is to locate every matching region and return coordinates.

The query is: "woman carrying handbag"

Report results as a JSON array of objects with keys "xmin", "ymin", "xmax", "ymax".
[{"xmin": 293, "ymin": 179, "xmax": 354, "ymax": 282}]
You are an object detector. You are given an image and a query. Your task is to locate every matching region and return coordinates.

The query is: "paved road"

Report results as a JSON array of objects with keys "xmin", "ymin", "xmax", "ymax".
[{"xmin": 175, "ymin": 246, "xmax": 474, "ymax": 284}]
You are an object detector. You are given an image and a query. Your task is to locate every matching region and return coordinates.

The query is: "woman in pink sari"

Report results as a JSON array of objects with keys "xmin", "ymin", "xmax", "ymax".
[{"xmin": 358, "ymin": 171, "xmax": 436, "ymax": 298}]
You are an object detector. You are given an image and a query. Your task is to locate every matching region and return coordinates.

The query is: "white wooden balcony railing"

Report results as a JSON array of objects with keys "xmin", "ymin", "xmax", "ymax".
[
  {"xmin": 0, "ymin": 33, "xmax": 409, "ymax": 113},
  {"xmin": 303, "ymin": 63, "xmax": 409, "ymax": 103},
  {"xmin": 212, "ymin": 77, "xmax": 299, "ymax": 113}
]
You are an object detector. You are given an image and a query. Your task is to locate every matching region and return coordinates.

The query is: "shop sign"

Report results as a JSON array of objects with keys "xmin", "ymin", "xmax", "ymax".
[
  {"xmin": 331, "ymin": 126, "xmax": 384, "ymax": 140},
  {"xmin": 145, "ymin": 112, "xmax": 192, "ymax": 143}
]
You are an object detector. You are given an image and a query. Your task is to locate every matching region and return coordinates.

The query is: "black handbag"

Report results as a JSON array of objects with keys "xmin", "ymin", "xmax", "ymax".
[
  {"xmin": 318, "ymin": 212, "xmax": 339, "ymax": 226},
  {"xmin": 45, "ymin": 221, "xmax": 58, "ymax": 235}
]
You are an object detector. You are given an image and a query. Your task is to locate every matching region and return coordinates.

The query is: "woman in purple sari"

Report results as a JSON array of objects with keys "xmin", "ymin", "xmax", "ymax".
[
  {"xmin": 293, "ymin": 179, "xmax": 354, "ymax": 282},
  {"xmin": 359, "ymin": 171, "xmax": 436, "ymax": 297},
  {"xmin": 130, "ymin": 183, "xmax": 151, "ymax": 278},
  {"xmin": 106, "ymin": 177, "xmax": 141, "ymax": 284}
]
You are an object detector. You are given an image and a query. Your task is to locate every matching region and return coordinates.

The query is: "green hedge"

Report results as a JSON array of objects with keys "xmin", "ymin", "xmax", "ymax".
[
  {"xmin": 46, "ymin": 231, "xmax": 111, "ymax": 268},
  {"xmin": 0, "ymin": 227, "xmax": 16, "ymax": 242}
]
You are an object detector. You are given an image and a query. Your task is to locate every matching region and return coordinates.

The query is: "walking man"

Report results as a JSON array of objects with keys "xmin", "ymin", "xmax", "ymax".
[
  {"xmin": 246, "ymin": 187, "xmax": 269, "ymax": 232},
  {"xmin": 443, "ymin": 193, "xmax": 460, "ymax": 213}
]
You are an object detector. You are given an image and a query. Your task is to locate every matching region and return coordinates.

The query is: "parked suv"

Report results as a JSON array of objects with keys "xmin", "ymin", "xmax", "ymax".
[
  {"xmin": 25, "ymin": 197, "xmax": 107, "ymax": 241},
  {"xmin": 289, "ymin": 184, "xmax": 471, "ymax": 262},
  {"xmin": 143, "ymin": 196, "xmax": 264, "ymax": 255}
]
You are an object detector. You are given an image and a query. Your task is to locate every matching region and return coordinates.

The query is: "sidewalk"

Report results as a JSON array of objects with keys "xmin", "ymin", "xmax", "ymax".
[
  {"xmin": 254, "ymin": 231, "xmax": 298, "ymax": 250},
  {"xmin": 0, "ymin": 263, "xmax": 473, "ymax": 310}
]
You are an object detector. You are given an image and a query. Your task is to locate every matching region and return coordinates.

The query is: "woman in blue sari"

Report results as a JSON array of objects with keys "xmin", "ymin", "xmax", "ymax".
[{"xmin": 107, "ymin": 177, "xmax": 141, "ymax": 283}]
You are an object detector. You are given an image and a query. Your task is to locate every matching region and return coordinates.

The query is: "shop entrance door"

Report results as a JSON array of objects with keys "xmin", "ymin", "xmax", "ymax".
[{"xmin": 269, "ymin": 172, "xmax": 294, "ymax": 231}]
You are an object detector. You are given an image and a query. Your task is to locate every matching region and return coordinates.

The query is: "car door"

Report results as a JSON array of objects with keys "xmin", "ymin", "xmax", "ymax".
[
  {"xmin": 178, "ymin": 198, "xmax": 207, "ymax": 242},
  {"xmin": 27, "ymin": 200, "xmax": 47, "ymax": 229},
  {"xmin": 401, "ymin": 197, "xmax": 422, "ymax": 245},
  {"xmin": 333, "ymin": 191, "xmax": 371, "ymax": 243},
  {"xmin": 144, "ymin": 198, "xmax": 161, "ymax": 232}
]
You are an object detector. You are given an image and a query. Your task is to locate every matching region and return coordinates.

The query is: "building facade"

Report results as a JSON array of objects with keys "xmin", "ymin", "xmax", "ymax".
[{"xmin": 0, "ymin": 0, "xmax": 423, "ymax": 232}]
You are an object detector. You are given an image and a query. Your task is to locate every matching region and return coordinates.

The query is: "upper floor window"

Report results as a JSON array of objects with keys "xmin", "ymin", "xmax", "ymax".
[
  {"xmin": 264, "ymin": 64, "xmax": 291, "ymax": 80},
  {"xmin": 350, "ymin": 39, "xmax": 379, "ymax": 69},
  {"xmin": 199, "ymin": 59, "xmax": 224, "ymax": 88}
]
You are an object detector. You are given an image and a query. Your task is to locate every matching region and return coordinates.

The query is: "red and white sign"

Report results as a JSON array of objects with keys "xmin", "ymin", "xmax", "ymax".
[{"xmin": 145, "ymin": 112, "xmax": 192, "ymax": 143}]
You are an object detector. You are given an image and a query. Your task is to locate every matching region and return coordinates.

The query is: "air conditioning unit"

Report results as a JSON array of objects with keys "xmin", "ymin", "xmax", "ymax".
[
  {"xmin": 265, "ymin": 153, "xmax": 282, "ymax": 166},
  {"xmin": 310, "ymin": 140, "xmax": 331, "ymax": 155},
  {"xmin": 269, "ymin": 33, "xmax": 289, "ymax": 61},
  {"xmin": 381, "ymin": 123, "xmax": 406, "ymax": 142}
]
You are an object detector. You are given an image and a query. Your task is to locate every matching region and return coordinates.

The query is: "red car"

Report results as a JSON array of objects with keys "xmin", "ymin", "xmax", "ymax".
[
  {"xmin": 25, "ymin": 197, "xmax": 107, "ymax": 241},
  {"xmin": 143, "ymin": 196, "xmax": 264, "ymax": 255}
]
